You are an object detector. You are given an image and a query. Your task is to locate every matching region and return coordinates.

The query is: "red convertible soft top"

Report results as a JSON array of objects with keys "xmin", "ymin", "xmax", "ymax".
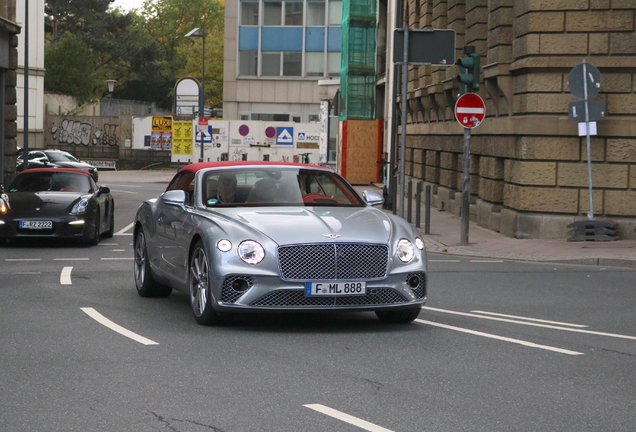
[
  {"xmin": 180, "ymin": 161, "xmax": 328, "ymax": 175},
  {"xmin": 19, "ymin": 167, "xmax": 92, "ymax": 176}
]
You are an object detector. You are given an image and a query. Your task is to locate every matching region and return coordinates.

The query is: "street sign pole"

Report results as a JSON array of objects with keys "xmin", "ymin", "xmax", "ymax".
[
  {"xmin": 582, "ymin": 59, "xmax": 594, "ymax": 221},
  {"xmin": 461, "ymin": 127, "xmax": 471, "ymax": 245}
]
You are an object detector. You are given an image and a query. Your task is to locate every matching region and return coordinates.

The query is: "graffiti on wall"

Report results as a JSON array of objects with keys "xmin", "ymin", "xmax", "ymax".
[{"xmin": 50, "ymin": 119, "xmax": 120, "ymax": 147}]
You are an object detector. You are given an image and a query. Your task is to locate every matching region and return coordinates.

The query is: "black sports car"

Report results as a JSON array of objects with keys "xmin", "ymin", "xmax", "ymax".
[
  {"xmin": 17, "ymin": 149, "xmax": 99, "ymax": 181},
  {"xmin": 0, "ymin": 168, "xmax": 114, "ymax": 245}
]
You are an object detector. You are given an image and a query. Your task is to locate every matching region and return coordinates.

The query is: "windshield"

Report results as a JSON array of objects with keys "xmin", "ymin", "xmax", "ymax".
[
  {"xmin": 9, "ymin": 171, "xmax": 92, "ymax": 194},
  {"xmin": 201, "ymin": 168, "xmax": 364, "ymax": 207},
  {"xmin": 46, "ymin": 151, "xmax": 81, "ymax": 163}
]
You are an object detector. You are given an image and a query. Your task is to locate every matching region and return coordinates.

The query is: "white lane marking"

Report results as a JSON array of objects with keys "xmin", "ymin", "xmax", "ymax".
[
  {"xmin": 304, "ymin": 404, "xmax": 395, "ymax": 432},
  {"xmin": 60, "ymin": 267, "xmax": 73, "ymax": 285},
  {"xmin": 471, "ymin": 310, "xmax": 588, "ymax": 328},
  {"xmin": 114, "ymin": 222, "xmax": 134, "ymax": 236},
  {"xmin": 109, "ymin": 189, "xmax": 138, "ymax": 194},
  {"xmin": 80, "ymin": 307, "xmax": 159, "ymax": 346},
  {"xmin": 11, "ymin": 272, "xmax": 41, "ymax": 274},
  {"xmin": 101, "ymin": 257, "xmax": 134, "ymax": 260},
  {"xmin": 470, "ymin": 259, "xmax": 504, "ymax": 262},
  {"xmin": 5, "ymin": 258, "xmax": 41, "ymax": 262},
  {"xmin": 54, "ymin": 258, "xmax": 89, "ymax": 261},
  {"xmin": 108, "ymin": 184, "xmax": 142, "ymax": 188},
  {"xmin": 424, "ymin": 306, "xmax": 636, "ymax": 340},
  {"xmin": 416, "ymin": 319, "xmax": 583, "ymax": 356},
  {"xmin": 109, "ymin": 249, "xmax": 126, "ymax": 252},
  {"xmin": 99, "ymin": 243, "xmax": 119, "ymax": 246},
  {"xmin": 429, "ymin": 259, "xmax": 461, "ymax": 262}
]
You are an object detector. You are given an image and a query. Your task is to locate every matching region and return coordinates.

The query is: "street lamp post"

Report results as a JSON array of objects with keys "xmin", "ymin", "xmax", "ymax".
[
  {"xmin": 185, "ymin": 27, "xmax": 206, "ymax": 162},
  {"xmin": 106, "ymin": 80, "xmax": 117, "ymax": 117}
]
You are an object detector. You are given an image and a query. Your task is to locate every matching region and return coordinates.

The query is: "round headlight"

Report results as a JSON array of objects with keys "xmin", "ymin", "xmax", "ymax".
[
  {"xmin": 217, "ymin": 239, "xmax": 232, "ymax": 252},
  {"xmin": 415, "ymin": 237, "xmax": 424, "ymax": 250},
  {"xmin": 71, "ymin": 199, "xmax": 89, "ymax": 215},
  {"xmin": 397, "ymin": 239, "xmax": 414, "ymax": 262},
  {"xmin": 237, "ymin": 240, "xmax": 265, "ymax": 265}
]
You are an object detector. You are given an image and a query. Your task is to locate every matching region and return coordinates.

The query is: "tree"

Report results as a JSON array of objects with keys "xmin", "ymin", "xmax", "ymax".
[{"xmin": 44, "ymin": 36, "xmax": 99, "ymax": 105}]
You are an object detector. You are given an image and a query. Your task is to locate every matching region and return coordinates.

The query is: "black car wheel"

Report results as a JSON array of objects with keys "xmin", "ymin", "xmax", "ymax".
[
  {"xmin": 134, "ymin": 228, "xmax": 171, "ymax": 297},
  {"xmin": 189, "ymin": 241, "xmax": 230, "ymax": 326},
  {"xmin": 375, "ymin": 307, "xmax": 421, "ymax": 324},
  {"xmin": 104, "ymin": 205, "xmax": 115, "ymax": 238},
  {"xmin": 85, "ymin": 213, "xmax": 101, "ymax": 245}
]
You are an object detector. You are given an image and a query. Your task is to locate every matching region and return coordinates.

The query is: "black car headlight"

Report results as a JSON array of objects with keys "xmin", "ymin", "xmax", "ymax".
[
  {"xmin": 397, "ymin": 239, "xmax": 415, "ymax": 262},
  {"xmin": 71, "ymin": 199, "xmax": 89, "ymax": 215},
  {"xmin": 237, "ymin": 240, "xmax": 265, "ymax": 265}
]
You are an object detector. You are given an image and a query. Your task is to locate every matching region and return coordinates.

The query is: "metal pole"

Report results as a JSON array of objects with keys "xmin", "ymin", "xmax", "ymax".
[
  {"xmin": 415, "ymin": 181, "xmax": 422, "ymax": 228},
  {"xmin": 398, "ymin": 27, "xmax": 409, "ymax": 218},
  {"xmin": 407, "ymin": 180, "xmax": 413, "ymax": 223},
  {"xmin": 425, "ymin": 184, "xmax": 431, "ymax": 234},
  {"xmin": 461, "ymin": 127, "xmax": 471, "ymax": 245},
  {"xmin": 22, "ymin": 0, "xmax": 29, "ymax": 171},
  {"xmin": 199, "ymin": 29, "xmax": 206, "ymax": 163},
  {"xmin": 583, "ymin": 59, "xmax": 594, "ymax": 221}
]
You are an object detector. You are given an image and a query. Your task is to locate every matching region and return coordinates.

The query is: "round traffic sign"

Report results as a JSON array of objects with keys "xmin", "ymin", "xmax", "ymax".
[
  {"xmin": 238, "ymin": 124, "xmax": 250, "ymax": 136},
  {"xmin": 455, "ymin": 93, "xmax": 486, "ymax": 128},
  {"xmin": 568, "ymin": 62, "xmax": 601, "ymax": 99},
  {"xmin": 265, "ymin": 126, "xmax": 276, "ymax": 138}
]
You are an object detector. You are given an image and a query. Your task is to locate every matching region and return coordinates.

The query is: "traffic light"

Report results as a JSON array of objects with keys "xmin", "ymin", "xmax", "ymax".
[{"xmin": 456, "ymin": 46, "xmax": 481, "ymax": 94}]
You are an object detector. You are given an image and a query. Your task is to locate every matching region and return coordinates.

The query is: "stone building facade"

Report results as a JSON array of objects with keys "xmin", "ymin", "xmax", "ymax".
[
  {"xmin": 396, "ymin": 0, "xmax": 636, "ymax": 239},
  {"xmin": 0, "ymin": 0, "xmax": 20, "ymax": 189}
]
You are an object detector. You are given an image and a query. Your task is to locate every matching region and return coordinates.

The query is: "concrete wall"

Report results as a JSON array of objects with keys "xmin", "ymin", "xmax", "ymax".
[{"xmin": 395, "ymin": 0, "xmax": 636, "ymax": 239}]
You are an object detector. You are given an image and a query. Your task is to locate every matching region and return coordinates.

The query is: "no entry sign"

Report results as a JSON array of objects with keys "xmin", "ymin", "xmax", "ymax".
[{"xmin": 455, "ymin": 93, "xmax": 486, "ymax": 128}]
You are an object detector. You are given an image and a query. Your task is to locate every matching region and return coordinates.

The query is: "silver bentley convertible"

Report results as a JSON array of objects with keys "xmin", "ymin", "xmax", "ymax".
[{"xmin": 133, "ymin": 161, "xmax": 427, "ymax": 325}]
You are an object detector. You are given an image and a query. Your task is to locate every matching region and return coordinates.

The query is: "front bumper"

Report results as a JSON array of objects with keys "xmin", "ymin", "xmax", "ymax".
[{"xmin": 212, "ymin": 272, "xmax": 427, "ymax": 312}]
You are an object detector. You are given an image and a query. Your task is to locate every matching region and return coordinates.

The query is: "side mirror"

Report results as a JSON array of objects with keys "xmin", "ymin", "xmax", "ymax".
[
  {"xmin": 160, "ymin": 189, "xmax": 187, "ymax": 206},
  {"xmin": 97, "ymin": 185, "xmax": 110, "ymax": 195},
  {"xmin": 362, "ymin": 190, "xmax": 384, "ymax": 206}
]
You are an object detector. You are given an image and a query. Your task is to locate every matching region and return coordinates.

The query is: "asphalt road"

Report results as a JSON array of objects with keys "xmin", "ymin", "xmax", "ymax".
[{"xmin": 1, "ymin": 178, "xmax": 635, "ymax": 432}]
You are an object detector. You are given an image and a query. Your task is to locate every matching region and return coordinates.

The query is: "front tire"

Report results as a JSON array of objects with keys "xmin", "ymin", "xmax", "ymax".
[
  {"xmin": 375, "ymin": 307, "xmax": 421, "ymax": 324},
  {"xmin": 189, "ymin": 241, "xmax": 230, "ymax": 326},
  {"xmin": 134, "ymin": 228, "xmax": 171, "ymax": 297},
  {"xmin": 85, "ymin": 213, "xmax": 100, "ymax": 245},
  {"xmin": 104, "ymin": 205, "xmax": 115, "ymax": 238}
]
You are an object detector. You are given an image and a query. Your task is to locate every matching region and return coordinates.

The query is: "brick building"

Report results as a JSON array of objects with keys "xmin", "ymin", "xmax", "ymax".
[{"xmin": 389, "ymin": 0, "xmax": 636, "ymax": 239}]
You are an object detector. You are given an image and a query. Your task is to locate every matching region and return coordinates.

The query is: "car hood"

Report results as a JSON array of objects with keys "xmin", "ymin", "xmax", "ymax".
[
  {"xmin": 6, "ymin": 192, "xmax": 85, "ymax": 217},
  {"xmin": 214, "ymin": 206, "xmax": 393, "ymax": 245},
  {"xmin": 51, "ymin": 161, "xmax": 93, "ymax": 170}
]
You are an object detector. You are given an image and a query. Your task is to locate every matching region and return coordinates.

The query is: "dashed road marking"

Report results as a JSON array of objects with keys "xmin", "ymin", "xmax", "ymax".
[
  {"xmin": 304, "ymin": 404, "xmax": 395, "ymax": 432},
  {"xmin": 80, "ymin": 307, "xmax": 159, "ymax": 346},
  {"xmin": 115, "ymin": 222, "xmax": 134, "ymax": 236},
  {"xmin": 471, "ymin": 310, "xmax": 588, "ymax": 328},
  {"xmin": 60, "ymin": 267, "xmax": 73, "ymax": 285},
  {"xmin": 416, "ymin": 319, "xmax": 583, "ymax": 356}
]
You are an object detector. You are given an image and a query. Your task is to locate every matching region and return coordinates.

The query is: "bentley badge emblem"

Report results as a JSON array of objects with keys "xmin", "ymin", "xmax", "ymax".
[{"xmin": 323, "ymin": 234, "xmax": 341, "ymax": 239}]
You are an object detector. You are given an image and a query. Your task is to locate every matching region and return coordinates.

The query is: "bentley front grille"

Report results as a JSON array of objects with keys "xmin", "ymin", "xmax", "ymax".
[
  {"xmin": 251, "ymin": 288, "xmax": 407, "ymax": 307},
  {"xmin": 277, "ymin": 243, "xmax": 389, "ymax": 281}
]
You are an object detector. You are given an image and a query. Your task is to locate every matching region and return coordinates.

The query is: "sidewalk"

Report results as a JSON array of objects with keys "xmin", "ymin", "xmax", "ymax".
[{"xmin": 101, "ymin": 170, "xmax": 636, "ymax": 269}]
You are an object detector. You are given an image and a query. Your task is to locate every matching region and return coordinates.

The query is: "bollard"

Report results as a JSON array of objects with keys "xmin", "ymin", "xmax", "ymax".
[
  {"xmin": 425, "ymin": 185, "xmax": 431, "ymax": 234},
  {"xmin": 415, "ymin": 181, "xmax": 422, "ymax": 228},
  {"xmin": 407, "ymin": 180, "xmax": 413, "ymax": 223},
  {"xmin": 391, "ymin": 175, "xmax": 397, "ymax": 215}
]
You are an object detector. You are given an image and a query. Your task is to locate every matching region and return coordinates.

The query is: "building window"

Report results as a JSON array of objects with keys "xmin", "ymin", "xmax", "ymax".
[
  {"xmin": 241, "ymin": 1, "xmax": 259, "ymax": 25},
  {"xmin": 328, "ymin": 0, "xmax": 342, "ymax": 26},
  {"xmin": 305, "ymin": 52, "xmax": 324, "ymax": 76},
  {"xmin": 307, "ymin": 0, "xmax": 326, "ymax": 25},
  {"xmin": 262, "ymin": 52, "xmax": 281, "ymax": 76},
  {"xmin": 327, "ymin": 52, "xmax": 340, "ymax": 76},
  {"xmin": 240, "ymin": 51, "xmax": 258, "ymax": 75},
  {"xmin": 251, "ymin": 113, "xmax": 291, "ymax": 121},
  {"xmin": 264, "ymin": 1, "xmax": 282, "ymax": 25},
  {"xmin": 308, "ymin": 114, "xmax": 320, "ymax": 122},
  {"xmin": 284, "ymin": 1, "xmax": 304, "ymax": 25},
  {"xmin": 283, "ymin": 52, "xmax": 302, "ymax": 76}
]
